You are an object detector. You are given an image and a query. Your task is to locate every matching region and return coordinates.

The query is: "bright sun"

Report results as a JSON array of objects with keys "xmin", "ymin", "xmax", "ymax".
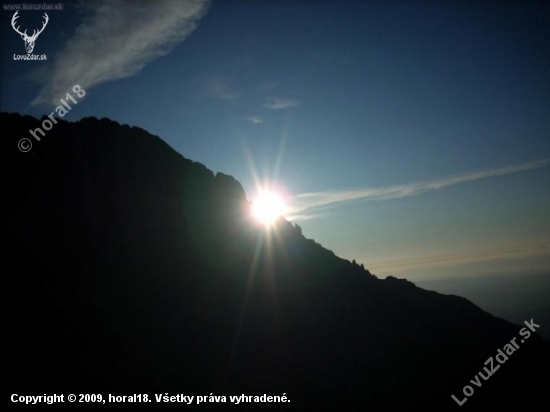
[{"xmin": 251, "ymin": 190, "xmax": 286, "ymax": 225}]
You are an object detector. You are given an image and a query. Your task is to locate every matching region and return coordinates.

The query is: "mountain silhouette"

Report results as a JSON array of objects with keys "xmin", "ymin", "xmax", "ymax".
[{"xmin": 5, "ymin": 112, "xmax": 548, "ymax": 409}]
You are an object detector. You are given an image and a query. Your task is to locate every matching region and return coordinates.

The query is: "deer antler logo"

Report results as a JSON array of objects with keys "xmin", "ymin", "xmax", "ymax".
[{"xmin": 11, "ymin": 11, "xmax": 49, "ymax": 54}]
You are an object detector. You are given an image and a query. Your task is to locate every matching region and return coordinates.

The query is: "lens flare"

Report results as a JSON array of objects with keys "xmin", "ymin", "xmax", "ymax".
[{"xmin": 251, "ymin": 190, "xmax": 286, "ymax": 225}]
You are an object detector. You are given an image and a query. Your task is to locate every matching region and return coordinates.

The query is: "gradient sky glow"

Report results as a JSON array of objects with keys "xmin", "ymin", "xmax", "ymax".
[{"xmin": 2, "ymin": 0, "xmax": 549, "ymax": 281}]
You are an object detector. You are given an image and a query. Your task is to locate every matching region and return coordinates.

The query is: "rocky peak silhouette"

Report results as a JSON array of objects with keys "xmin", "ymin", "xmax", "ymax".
[{"xmin": 4, "ymin": 112, "xmax": 548, "ymax": 409}]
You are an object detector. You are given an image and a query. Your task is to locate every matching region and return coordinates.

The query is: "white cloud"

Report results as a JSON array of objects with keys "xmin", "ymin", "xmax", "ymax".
[
  {"xmin": 197, "ymin": 75, "xmax": 240, "ymax": 101},
  {"xmin": 258, "ymin": 81, "xmax": 279, "ymax": 90},
  {"xmin": 32, "ymin": 0, "xmax": 211, "ymax": 106},
  {"xmin": 289, "ymin": 158, "xmax": 550, "ymax": 220},
  {"xmin": 263, "ymin": 98, "xmax": 299, "ymax": 110},
  {"xmin": 284, "ymin": 212, "xmax": 327, "ymax": 222},
  {"xmin": 245, "ymin": 116, "xmax": 263, "ymax": 124}
]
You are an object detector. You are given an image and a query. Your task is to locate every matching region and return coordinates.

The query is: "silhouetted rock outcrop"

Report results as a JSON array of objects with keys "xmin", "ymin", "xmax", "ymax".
[{"xmin": 4, "ymin": 112, "xmax": 548, "ymax": 410}]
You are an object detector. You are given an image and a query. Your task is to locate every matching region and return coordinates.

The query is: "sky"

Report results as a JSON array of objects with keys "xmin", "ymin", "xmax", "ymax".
[{"xmin": 2, "ymin": 0, "xmax": 549, "ymax": 282}]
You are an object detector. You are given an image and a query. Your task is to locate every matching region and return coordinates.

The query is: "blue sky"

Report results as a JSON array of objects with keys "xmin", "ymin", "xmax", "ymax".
[{"xmin": 3, "ymin": 0, "xmax": 549, "ymax": 280}]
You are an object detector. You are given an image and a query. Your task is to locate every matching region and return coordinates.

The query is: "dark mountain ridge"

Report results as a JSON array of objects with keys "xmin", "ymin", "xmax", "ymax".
[{"xmin": 4, "ymin": 112, "xmax": 548, "ymax": 409}]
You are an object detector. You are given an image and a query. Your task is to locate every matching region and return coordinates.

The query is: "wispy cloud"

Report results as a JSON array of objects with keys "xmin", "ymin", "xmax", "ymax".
[
  {"xmin": 258, "ymin": 81, "xmax": 279, "ymax": 91},
  {"xmin": 367, "ymin": 243, "xmax": 550, "ymax": 276},
  {"xmin": 197, "ymin": 74, "xmax": 240, "ymax": 101},
  {"xmin": 33, "ymin": 0, "xmax": 211, "ymax": 106},
  {"xmin": 284, "ymin": 212, "xmax": 328, "ymax": 222},
  {"xmin": 245, "ymin": 116, "xmax": 263, "ymax": 124},
  {"xmin": 263, "ymin": 97, "xmax": 299, "ymax": 110},
  {"xmin": 289, "ymin": 158, "xmax": 550, "ymax": 220}
]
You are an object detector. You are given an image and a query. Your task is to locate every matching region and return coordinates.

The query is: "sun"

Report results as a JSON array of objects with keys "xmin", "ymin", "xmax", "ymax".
[{"xmin": 251, "ymin": 190, "xmax": 286, "ymax": 226}]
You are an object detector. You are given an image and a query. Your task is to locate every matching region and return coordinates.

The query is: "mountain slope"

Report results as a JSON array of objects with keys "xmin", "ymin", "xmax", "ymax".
[{"xmin": 5, "ymin": 112, "xmax": 548, "ymax": 409}]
